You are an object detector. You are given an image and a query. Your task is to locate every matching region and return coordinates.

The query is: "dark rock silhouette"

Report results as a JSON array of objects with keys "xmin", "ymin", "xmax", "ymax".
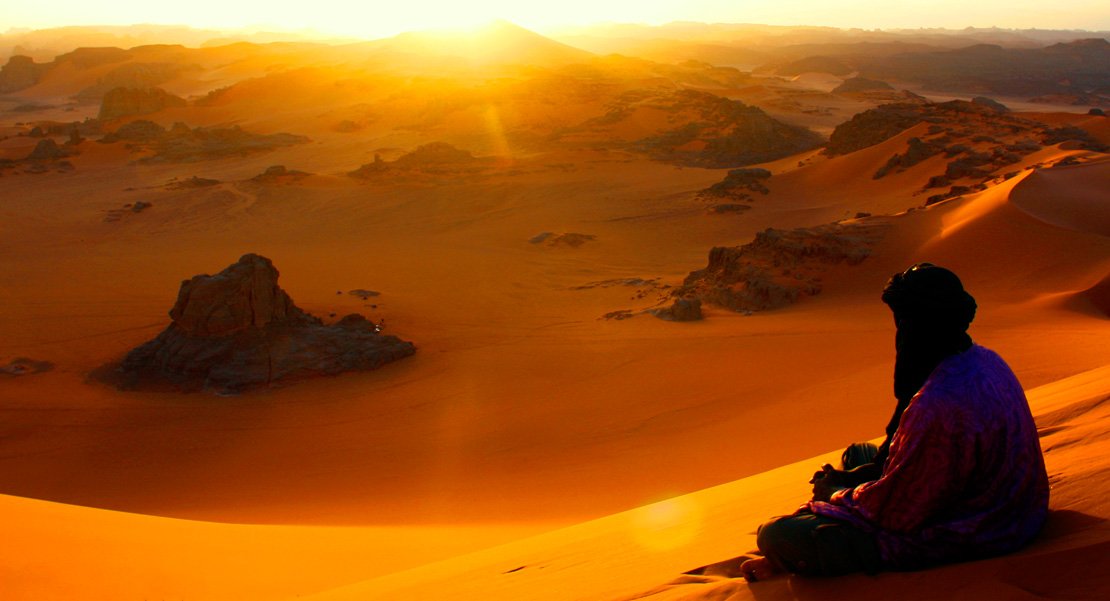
[
  {"xmin": 678, "ymin": 221, "xmax": 889, "ymax": 313},
  {"xmin": 652, "ymin": 297, "xmax": 703, "ymax": 321},
  {"xmin": 826, "ymin": 99, "xmax": 1104, "ymax": 202},
  {"xmin": 0, "ymin": 357, "xmax": 54, "ymax": 376},
  {"xmin": 114, "ymin": 254, "xmax": 415, "ymax": 392},
  {"xmin": 858, "ymin": 39, "xmax": 1110, "ymax": 97},
  {"xmin": 349, "ymin": 143, "xmax": 488, "ymax": 178},
  {"xmin": 825, "ymin": 102, "xmax": 929, "ymax": 156},
  {"xmin": 166, "ymin": 175, "xmax": 221, "ymax": 189},
  {"xmin": 971, "ymin": 96, "xmax": 1010, "ymax": 113},
  {"xmin": 25, "ymin": 139, "xmax": 73, "ymax": 161},
  {"xmin": 529, "ymin": 232, "xmax": 596, "ymax": 247},
  {"xmin": 873, "ymin": 137, "xmax": 943, "ymax": 179},
  {"xmin": 832, "ymin": 77, "xmax": 894, "ymax": 94},
  {"xmin": 251, "ymin": 165, "xmax": 309, "ymax": 182},
  {"xmin": 98, "ymin": 86, "xmax": 186, "ymax": 120},
  {"xmin": 102, "ymin": 119, "xmax": 167, "ymax": 142},
  {"xmin": 697, "ymin": 168, "xmax": 772, "ymax": 201},
  {"xmin": 99, "ymin": 121, "xmax": 308, "ymax": 162}
]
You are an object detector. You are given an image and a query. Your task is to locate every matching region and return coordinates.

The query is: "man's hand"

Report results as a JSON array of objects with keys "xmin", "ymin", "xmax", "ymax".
[{"xmin": 810, "ymin": 464, "xmax": 849, "ymax": 502}]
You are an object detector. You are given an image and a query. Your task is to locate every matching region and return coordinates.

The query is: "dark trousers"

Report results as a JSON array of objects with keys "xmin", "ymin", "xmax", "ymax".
[{"xmin": 755, "ymin": 443, "xmax": 883, "ymax": 577}]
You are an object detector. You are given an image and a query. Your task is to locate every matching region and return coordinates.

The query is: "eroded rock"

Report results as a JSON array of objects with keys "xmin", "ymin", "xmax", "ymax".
[
  {"xmin": 98, "ymin": 87, "xmax": 186, "ymax": 120},
  {"xmin": 112, "ymin": 254, "xmax": 415, "ymax": 392},
  {"xmin": 677, "ymin": 221, "xmax": 889, "ymax": 313}
]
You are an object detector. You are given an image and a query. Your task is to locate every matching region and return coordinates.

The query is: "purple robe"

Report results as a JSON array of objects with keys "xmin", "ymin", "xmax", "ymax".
[{"xmin": 810, "ymin": 344, "xmax": 1049, "ymax": 568}]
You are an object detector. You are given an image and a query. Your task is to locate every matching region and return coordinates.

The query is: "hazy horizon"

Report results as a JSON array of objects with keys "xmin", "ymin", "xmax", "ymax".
[{"xmin": 4, "ymin": 1, "xmax": 1110, "ymax": 41}]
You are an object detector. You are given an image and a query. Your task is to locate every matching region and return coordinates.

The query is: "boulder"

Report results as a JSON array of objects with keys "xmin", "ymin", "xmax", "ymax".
[
  {"xmin": 114, "ymin": 254, "xmax": 415, "ymax": 392},
  {"xmin": 652, "ymin": 297, "xmax": 703, "ymax": 321}
]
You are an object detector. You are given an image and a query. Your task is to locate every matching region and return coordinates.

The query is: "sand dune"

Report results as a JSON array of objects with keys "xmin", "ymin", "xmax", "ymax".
[
  {"xmin": 272, "ymin": 365, "xmax": 1110, "ymax": 601},
  {"xmin": 2, "ymin": 26, "xmax": 1109, "ymax": 600}
]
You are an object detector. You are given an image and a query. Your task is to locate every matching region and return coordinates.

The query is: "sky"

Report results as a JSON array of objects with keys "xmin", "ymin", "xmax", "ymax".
[{"xmin": 3, "ymin": 0, "xmax": 1109, "ymax": 39}]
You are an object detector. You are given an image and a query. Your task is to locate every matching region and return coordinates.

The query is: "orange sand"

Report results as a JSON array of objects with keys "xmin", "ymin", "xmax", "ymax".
[{"xmin": 1, "ymin": 31, "xmax": 1108, "ymax": 600}]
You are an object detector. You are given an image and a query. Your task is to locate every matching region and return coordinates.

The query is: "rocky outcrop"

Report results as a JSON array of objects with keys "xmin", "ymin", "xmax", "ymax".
[
  {"xmin": 0, "ymin": 357, "xmax": 53, "ymax": 376},
  {"xmin": 101, "ymin": 119, "xmax": 168, "ymax": 142},
  {"xmin": 0, "ymin": 55, "xmax": 49, "ymax": 92},
  {"xmin": 971, "ymin": 96, "xmax": 1009, "ymax": 113},
  {"xmin": 630, "ymin": 90, "xmax": 824, "ymax": 167},
  {"xmin": 859, "ymin": 39, "xmax": 1110, "ymax": 97},
  {"xmin": 677, "ymin": 220, "xmax": 889, "ymax": 313},
  {"xmin": 98, "ymin": 87, "xmax": 187, "ymax": 120},
  {"xmin": 652, "ymin": 297, "xmax": 703, "ymax": 321},
  {"xmin": 251, "ymin": 165, "xmax": 309, "ymax": 182},
  {"xmin": 873, "ymin": 137, "xmax": 943, "ymax": 179},
  {"xmin": 529, "ymin": 232, "xmax": 596, "ymax": 247},
  {"xmin": 75, "ymin": 62, "xmax": 191, "ymax": 104},
  {"xmin": 99, "ymin": 121, "xmax": 308, "ymax": 162},
  {"xmin": 350, "ymin": 143, "xmax": 489, "ymax": 178},
  {"xmin": 697, "ymin": 168, "xmax": 772, "ymax": 201},
  {"xmin": 827, "ymin": 99, "xmax": 1105, "ymax": 198},
  {"xmin": 825, "ymin": 102, "xmax": 929, "ymax": 156},
  {"xmin": 25, "ymin": 139, "xmax": 74, "ymax": 161},
  {"xmin": 113, "ymin": 254, "xmax": 415, "ymax": 392}
]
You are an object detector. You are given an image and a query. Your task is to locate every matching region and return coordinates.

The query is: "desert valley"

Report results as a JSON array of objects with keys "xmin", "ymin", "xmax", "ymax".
[{"xmin": 1, "ymin": 14, "xmax": 1109, "ymax": 600}]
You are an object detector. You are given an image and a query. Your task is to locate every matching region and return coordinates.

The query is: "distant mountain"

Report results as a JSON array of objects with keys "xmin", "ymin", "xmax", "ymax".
[
  {"xmin": 0, "ymin": 24, "xmax": 347, "ymax": 61},
  {"xmin": 859, "ymin": 38, "xmax": 1110, "ymax": 96},
  {"xmin": 367, "ymin": 20, "xmax": 593, "ymax": 69}
]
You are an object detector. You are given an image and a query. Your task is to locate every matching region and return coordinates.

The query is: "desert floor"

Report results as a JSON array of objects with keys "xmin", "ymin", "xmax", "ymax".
[{"xmin": 2, "ymin": 55, "xmax": 1108, "ymax": 599}]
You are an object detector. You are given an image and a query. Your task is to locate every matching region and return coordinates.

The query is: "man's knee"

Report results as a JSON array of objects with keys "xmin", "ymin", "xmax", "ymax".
[
  {"xmin": 842, "ymin": 442, "xmax": 879, "ymax": 470},
  {"xmin": 755, "ymin": 515, "xmax": 792, "ymax": 556},
  {"xmin": 756, "ymin": 514, "xmax": 819, "ymax": 574}
]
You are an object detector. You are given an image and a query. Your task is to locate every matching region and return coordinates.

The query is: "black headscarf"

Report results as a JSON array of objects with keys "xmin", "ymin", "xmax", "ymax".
[{"xmin": 874, "ymin": 263, "xmax": 977, "ymax": 466}]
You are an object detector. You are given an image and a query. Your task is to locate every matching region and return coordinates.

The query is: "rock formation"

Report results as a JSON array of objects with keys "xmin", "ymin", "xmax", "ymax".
[
  {"xmin": 832, "ymin": 77, "xmax": 895, "ymax": 94},
  {"xmin": 99, "ymin": 121, "xmax": 308, "ymax": 162},
  {"xmin": 652, "ymin": 297, "xmax": 703, "ymax": 321},
  {"xmin": 627, "ymin": 90, "xmax": 825, "ymax": 167},
  {"xmin": 529, "ymin": 232, "xmax": 596, "ymax": 247},
  {"xmin": 101, "ymin": 119, "xmax": 167, "ymax": 142},
  {"xmin": 98, "ymin": 87, "xmax": 187, "ymax": 120},
  {"xmin": 114, "ymin": 254, "xmax": 415, "ymax": 392},
  {"xmin": 677, "ymin": 220, "xmax": 889, "ymax": 313},
  {"xmin": 971, "ymin": 96, "xmax": 1010, "ymax": 113},
  {"xmin": 0, "ymin": 55, "xmax": 49, "ymax": 92},
  {"xmin": 824, "ymin": 102, "xmax": 930, "ymax": 156},
  {"xmin": 697, "ymin": 168, "xmax": 772, "ymax": 201},
  {"xmin": 827, "ymin": 99, "xmax": 1105, "ymax": 199},
  {"xmin": 25, "ymin": 139, "xmax": 73, "ymax": 161},
  {"xmin": 349, "ymin": 143, "xmax": 488, "ymax": 178},
  {"xmin": 0, "ymin": 357, "xmax": 54, "ymax": 376},
  {"xmin": 251, "ymin": 165, "xmax": 309, "ymax": 182}
]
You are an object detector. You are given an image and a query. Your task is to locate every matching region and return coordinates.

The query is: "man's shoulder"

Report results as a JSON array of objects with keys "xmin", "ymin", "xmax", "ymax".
[{"xmin": 919, "ymin": 344, "xmax": 1021, "ymax": 402}]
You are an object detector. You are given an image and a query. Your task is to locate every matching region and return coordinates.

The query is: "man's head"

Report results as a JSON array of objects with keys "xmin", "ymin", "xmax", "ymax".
[{"xmin": 881, "ymin": 263, "xmax": 976, "ymax": 332}]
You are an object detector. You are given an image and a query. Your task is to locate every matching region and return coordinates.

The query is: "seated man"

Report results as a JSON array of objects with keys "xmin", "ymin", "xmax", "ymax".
[{"xmin": 742, "ymin": 264, "xmax": 1049, "ymax": 581}]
